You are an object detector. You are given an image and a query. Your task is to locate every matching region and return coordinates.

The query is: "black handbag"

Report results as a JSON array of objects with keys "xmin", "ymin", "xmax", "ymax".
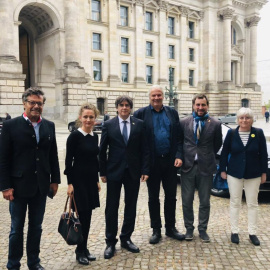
[{"xmin": 58, "ymin": 194, "xmax": 83, "ymax": 245}]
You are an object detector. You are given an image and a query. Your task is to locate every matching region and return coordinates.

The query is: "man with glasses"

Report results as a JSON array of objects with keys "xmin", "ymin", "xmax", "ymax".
[
  {"xmin": 0, "ymin": 87, "xmax": 60, "ymax": 270},
  {"xmin": 99, "ymin": 96, "xmax": 149, "ymax": 259}
]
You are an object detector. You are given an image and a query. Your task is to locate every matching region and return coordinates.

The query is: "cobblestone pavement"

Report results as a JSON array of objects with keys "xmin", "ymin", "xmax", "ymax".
[{"xmin": 0, "ymin": 119, "xmax": 270, "ymax": 270}]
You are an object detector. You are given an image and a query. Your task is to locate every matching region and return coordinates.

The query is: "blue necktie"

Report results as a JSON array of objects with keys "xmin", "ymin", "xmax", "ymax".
[{"xmin": 122, "ymin": 121, "xmax": 128, "ymax": 145}]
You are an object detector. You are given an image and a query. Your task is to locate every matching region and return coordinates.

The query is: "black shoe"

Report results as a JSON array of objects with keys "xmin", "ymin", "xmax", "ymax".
[
  {"xmin": 231, "ymin": 233, "xmax": 239, "ymax": 244},
  {"xmin": 199, "ymin": 230, "xmax": 210, "ymax": 243},
  {"xmin": 104, "ymin": 244, "xmax": 116, "ymax": 259},
  {"xmin": 85, "ymin": 249, "xmax": 96, "ymax": 261},
  {"xmin": 166, "ymin": 227, "xmax": 185, "ymax": 241},
  {"xmin": 76, "ymin": 253, "xmax": 89, "ymax": 265},
  {"xmin": 121, "ymin": 240, "xmax": 140, "ymax": 253},
  {"xmin": 149, "ymin": 229, "xmax": 162, "ymax": 244},
  {"xmin": 28, "ymin": 264, "xmax": 45, "ymax": 270},
  {"xmin": 249, "ymin": 235, "xmax": 260, "ymax": 246},
  {"xmin": 185, "ymin": 230, "xmax": 194, "ymax": 241}
]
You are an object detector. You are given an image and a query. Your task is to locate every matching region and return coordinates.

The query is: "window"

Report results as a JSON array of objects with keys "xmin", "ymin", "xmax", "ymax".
[
  {"xmin": 121, "ymin": 63, "xmax": 129, "ymax": 83},
  {"xmin": 189, "ymin": 21, "xmax": 194, "ymax": 38},
  {"xmin": 241, "ymin": 99, "xmax": 249, "ymax": 108},
  {"xmin": 97, "ymin": 98, "xmax": 105, "ymax": 115},
  {"xmin": 146, "ymin": 41, "xmax": 153, "ymax": 57},
  {"xmin": 121, "ymin": 37, "xmax": 129, "ymax": 54},
  {"xmin": 93, "ymin": 60, "xmax": 102, "ymax": 81},
  {"xmin": 146, "ymin": 65, "xmax": 153, "ymax": 84},
  {"xmin": 189, "ymin": 69, "xmax": 194, "ymax": 86},
  {"xmin": 168, "ymin": 17, "xmax": 175, "ymax": 35},
  {"xmin": 93, "ymin": 33, "xmax": 101, "ymax": 50},
  {"xmin": 189, "ymin": 48, "xmax": 194, "ymax": 62},
  {"xmin": 120, "ymin": 6, "xmax": 128, "ymax": 26},
  {"xmin": 145, "ymin": 12, "xmax": 153, "ymax": 31},
  {"xmin": 168, "ymin": 45, "xmax": 175, "ymax": 59},
  {"xmin": 231, "ymin": 26, "xmax": 237, "ymax": 45},
  {"xmin": 168, "ymin": 67, "xmax": 175, "ymax": 85},
  {"xmin": 92, "ymin": 0, "xmax": 101, "ymax": 21}
]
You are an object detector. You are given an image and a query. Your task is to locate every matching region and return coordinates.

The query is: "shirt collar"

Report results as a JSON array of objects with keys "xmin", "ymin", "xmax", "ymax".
[
  {"xmin": 23, "ymin": 112, "xmax": 42, "ymax": 125},
  {"xmin": 78, "ymin": 128, "xmax": 94, "ymax": 136},
  {"xmin": 118, "ymin": 115, "xmax": 131, "ymax": 124},
  {"xmin": 150, "ymin": 105, "xmax": 164, "ymax": 112}
]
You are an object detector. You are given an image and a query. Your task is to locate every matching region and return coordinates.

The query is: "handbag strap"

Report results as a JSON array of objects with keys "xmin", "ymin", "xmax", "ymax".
[{"xmin": 71, "ymin": 194, "xmax": 80, "ymax": 218}]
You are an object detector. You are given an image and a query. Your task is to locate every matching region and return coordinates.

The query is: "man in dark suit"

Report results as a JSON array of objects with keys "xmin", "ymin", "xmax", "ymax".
[
  {"xmin": 99, "ymin": 95, "xmax": 149, "ymax": 259},
  {"xmin": 0, "ymin": 87, "xmax": 60, "ymax": 270},
  {"xmin": 133, "ymin": 85, "xmax": 184, "ymax": 244},
  {"xmin": 180, "ymin": 94, "xmax": 222, "ymax": 242},
  {"xmin": 103, "ymin": 111, "xmax": 110, "ymax": 122}
]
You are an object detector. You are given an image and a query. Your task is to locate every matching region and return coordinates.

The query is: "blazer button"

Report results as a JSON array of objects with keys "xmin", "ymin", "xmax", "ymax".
[
  {"xmin": 36, "ymin": 158, "xmax": 39, "ymax": 161},
  {"xmin": 35, "ymin": 171, "xmax": 37, "ymax": 174},
  {"xmin": 36, "ymin": 147, "xmax": 38, "ymax": 150},
  {"xmin": 32, "ymin": 135, "xmax": 35, "ymax": 138}
]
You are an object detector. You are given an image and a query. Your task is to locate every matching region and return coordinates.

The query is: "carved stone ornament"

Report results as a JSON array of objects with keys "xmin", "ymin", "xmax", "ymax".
[
  {"xmin": 217, "ymin": 8, "xmax": 235, "ymax": 20},
  {"xmin": 159, "ymin": 0, "xmax": 168, "ymax": 11},
  {"xmin": 179, "ymin": 6, "xmax": 189, "ymax": 17},
  {"xmin": 244, "ymin": 16, "xmax": 261, "ymax": 27}
]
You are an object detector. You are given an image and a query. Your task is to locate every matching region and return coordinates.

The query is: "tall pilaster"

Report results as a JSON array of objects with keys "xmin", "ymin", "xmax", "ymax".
[
  {"xmin": 219, "ymin": 8, "xmax": 234, "ymax": 82},
  {"xmin": 134, "ymin": 2, "xmax": 145, "ymax": 88},
  {"xmin": 108, "ymin": 0, "xmax": 120, "ymax": 87},
  {"xmin": 246, "ymin": 16, "xmax": 260, "ymax": 84},
  {"xmin": 158, "ymin": 6, "xmax": 167, "ymax": 87},
  {"xmin": 178, "ymin": 7, "xmax": 189, "ymax": 90},
  {"xmin": 236, "ymin": 61, "xmax": 241, "ymax": 86}
]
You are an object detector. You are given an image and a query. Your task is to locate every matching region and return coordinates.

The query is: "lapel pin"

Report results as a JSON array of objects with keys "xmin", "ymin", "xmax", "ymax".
[
  {"xmin": 132, "ymin": 122, "xmax": 135, "ymax": 125},
  {"xmin": 251, "ymin": 134, "xmax": 255, "ymax": 138}
]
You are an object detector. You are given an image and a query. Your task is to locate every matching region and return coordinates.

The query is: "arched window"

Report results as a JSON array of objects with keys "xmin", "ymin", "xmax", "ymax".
[
  {"xmin": 231, "ymin": 26, "xmax": 237, "ymax": 45},
  {"xmin": 241, "ymin": 99, "xmax": 249, "ymax": 108}
]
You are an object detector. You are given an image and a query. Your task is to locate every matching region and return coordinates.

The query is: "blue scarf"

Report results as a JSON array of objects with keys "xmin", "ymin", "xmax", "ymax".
[{"xmin": 193, "ymin": 112, "xmax": 209, "ymax": 144}]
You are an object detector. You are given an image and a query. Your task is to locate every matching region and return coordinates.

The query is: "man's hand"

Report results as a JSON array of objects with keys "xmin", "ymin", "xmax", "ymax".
[
  {"xmin": 97, "ymin": 182, "xmax": 101, "ymax": 192},
  {"xmin": 261, "ymin": 173, "xmax": 267, "ymax": 184},
  {"xmin": 174, "ymin": 158, "xmax": 183, "ymax": 168},
  {"xmin": 221, "ymin": 172, "xmax": 227, "ymax": 180},
  {"xmin": 140, "ymin": 175, "xmax": 149, "ymax": 182},
  {"xmin": 50, "ymin": 183, "xmax": 58, "ymax": 197},
  {"xmin": 2, "ymin": 189, "xmax": 14, "ymax": 201},
  {"xmin": 100, "ymin": 176, "xmax": 107, "ymax": 183}
]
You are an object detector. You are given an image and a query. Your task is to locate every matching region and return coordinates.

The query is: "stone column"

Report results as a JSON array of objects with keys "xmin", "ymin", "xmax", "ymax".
[
  {"xmin": 64, "ymin": 0, "xmax": 80, "ymax": 65},
  {"xmin": 134, "ymin": 2, "xmax": 145, "ymax": 88},
  {"xmin": 247, "ymin": 16, "xmax": 260, "ymax": 84},
  {"xmin": 178, "ymin": 7, "xmax": 189, "ymax": 90},
  {"xmin": 158, "ymin": 7, "xmax": 167, "ymax": 87},
  {"xmin": 219, "ymin": 8, "xmax": 234, "ymax": 82},
  {"xmin": 107, "ymin": 0, "xmax": 120, "ymax": 87}
]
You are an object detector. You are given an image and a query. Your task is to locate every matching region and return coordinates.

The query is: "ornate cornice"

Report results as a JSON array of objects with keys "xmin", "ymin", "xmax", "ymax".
[
  {"xmin": 217, "ymin": 8, "xmax": 235, "ymax": 20},
  {"xmin": 245, "ymin": 16, "xmax": 261, "ymax": 27}
]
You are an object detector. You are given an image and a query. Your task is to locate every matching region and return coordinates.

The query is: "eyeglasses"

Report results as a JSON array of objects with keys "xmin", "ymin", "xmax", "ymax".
[
  {"xmin": 239, "ymin": 116, "xmax": 251, "ymax": 120},
  {"xmin": 25, "ymin": 100, "xmax": 44, "ymax": 107}
]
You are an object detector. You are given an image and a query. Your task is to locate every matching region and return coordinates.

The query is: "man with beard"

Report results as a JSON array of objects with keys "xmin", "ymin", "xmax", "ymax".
[
  {"xmin": 180, "ymin": 94, "xmax": 222, "ymax": 242},
  {"xmin": 0, "ymin": 87, "xmax": 60, "ymax": 270}
]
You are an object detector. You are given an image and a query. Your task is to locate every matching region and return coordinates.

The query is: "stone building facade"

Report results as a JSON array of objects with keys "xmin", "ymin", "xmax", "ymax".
[{"xmin": 0, "ymin": 0, "xmax": 267, "ymax": 121}]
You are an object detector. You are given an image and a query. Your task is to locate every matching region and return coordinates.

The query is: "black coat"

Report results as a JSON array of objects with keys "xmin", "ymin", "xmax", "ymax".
[
  {"xmin": 99, "ymin": 116, "xmax": 150, "ymax": 182},
  {"xmin": 0, "ymin": 115, "xmax": 60, "ymax": 198},
  {"xmin": 133, "ymin": 105, "xmax": 182, "ymax": 168}
]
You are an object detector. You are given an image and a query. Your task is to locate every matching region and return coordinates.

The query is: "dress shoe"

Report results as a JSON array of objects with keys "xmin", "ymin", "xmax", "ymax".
[
  {"xmin": 104, "ymin": 244, "xmax": 116, "ymax": 259},
  {"xmin": 85, "ymin": 249, "xmax": 96, "ymax": 261},
  {"xmin": 185, "ymin": 229, "xmax": 194, "ymax": 241},
  {"xmin": 121, "ymin": 240, "xmax": 140, "ymax": 253},
  {"xmin": 149, "ymin": 229, "xmax": 162, "ymax": 244},
  {"xmin": 249, "ymin": 235, "xmax": 260, "ymax": 246},
  {"xmin": 76, "ymin": 253, "xmax": 89, "ymax": 265},
  {"xmin": 199, "ymin": 230, "xmax": 210, "ymax": 243},
  {"xmin": 231, "ymin": 233, "xmax": 239, "ymax": 244},
  {"xmin": 28, "ymin": 264, "xmax": 45, "ymax": 270},
  {"xmin": 165, "ymin": 227, "xmax": 185, "ymax": 241}
]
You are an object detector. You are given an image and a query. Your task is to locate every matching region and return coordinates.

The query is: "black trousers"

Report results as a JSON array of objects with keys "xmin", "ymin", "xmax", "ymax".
[
  {"xmin": 76, "ymin": 210, "xmax": 92, "ymax": 253},
  {"xmin": 105, "ymin": 169, "xmax": 140, "ymax": 244},
  {"xmin": 147, "ymin": 155, "xmax": 177, "ymax": 229}
]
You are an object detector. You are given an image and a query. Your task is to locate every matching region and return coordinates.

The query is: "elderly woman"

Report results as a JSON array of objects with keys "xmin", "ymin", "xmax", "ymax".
[{"xmin": 220, "ymin": 108, "xmax": 268, "ymax": 246}]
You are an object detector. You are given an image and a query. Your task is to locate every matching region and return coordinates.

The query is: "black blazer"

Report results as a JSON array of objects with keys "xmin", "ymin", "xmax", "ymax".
[
  {"xmin": 0, "ymin": 116, "xmax": 60, "ymax": 198},
  {"xmin": 133, "ymin": 105, "xmax": 182, "ymax": 168},
  {"xmin": 220, "ymin": 126, "xmax": 268, "ymax": 179},
  {"xmin": 99, "ymin": 116, "xmax": 150, "ymax": 182}
]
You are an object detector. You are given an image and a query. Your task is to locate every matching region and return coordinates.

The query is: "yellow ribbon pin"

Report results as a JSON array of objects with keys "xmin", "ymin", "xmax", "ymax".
[{"xmin": 251, "ymin": 134, "xmax": 255, "ymax": 138}]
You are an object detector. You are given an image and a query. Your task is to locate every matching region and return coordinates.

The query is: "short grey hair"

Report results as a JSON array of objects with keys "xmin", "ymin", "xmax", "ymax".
[
  {"xmin": 236, "ymin": 107, "xmax": 254, "ymax": 125},
  {"xmin": 148, "ymin": 85, "xmax": 164, "ymax": 96}
]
